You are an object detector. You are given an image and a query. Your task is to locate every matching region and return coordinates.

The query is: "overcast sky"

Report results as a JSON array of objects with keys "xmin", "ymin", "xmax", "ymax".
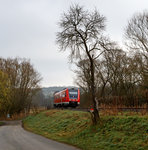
[{"xmin": 0, "ymin": 0, "xmax": 148, "ymax": 87}]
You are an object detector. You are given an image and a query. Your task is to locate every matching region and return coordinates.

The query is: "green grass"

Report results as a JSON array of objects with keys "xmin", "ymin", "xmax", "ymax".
[
  {"xmin": 0, "ymin": 122, "xmax": 4, "ymax": 126},
  {"xmin": 23, "ymin": 110, "xmax": 148, "ymax": 150}
]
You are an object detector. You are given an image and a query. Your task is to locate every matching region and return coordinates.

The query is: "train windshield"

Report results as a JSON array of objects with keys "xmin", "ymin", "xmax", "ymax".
[{"xmin": 69, "ymin": 90, "xmax": 78, "ymax": 99}]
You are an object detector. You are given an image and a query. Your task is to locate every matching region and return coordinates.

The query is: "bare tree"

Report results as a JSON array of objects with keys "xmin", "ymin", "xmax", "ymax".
[
  {"xmin": 125, "ymin": 11, "xmax": 148, "ymax": 89},
  {"xmin": 125, "ymin": 11, "xmax": 148, "ymax": 58},
  {"xmin": 56, "ymin": 4, "xmax": 107, "ymax": 124}
]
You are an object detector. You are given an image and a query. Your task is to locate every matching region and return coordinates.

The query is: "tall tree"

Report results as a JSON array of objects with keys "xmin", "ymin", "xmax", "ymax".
[
  {"xmin": 56, "ymin": 4, "xmax": 107, "ymax": 124},
  {"xmin": 125, "ymin": 11, "xmax": 148, "ymax": 89}
]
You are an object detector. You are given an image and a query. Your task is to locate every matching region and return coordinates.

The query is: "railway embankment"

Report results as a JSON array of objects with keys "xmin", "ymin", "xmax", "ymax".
[{"xmin": 23, "ymin": 109, "xmax": 148, "ymax": 150}]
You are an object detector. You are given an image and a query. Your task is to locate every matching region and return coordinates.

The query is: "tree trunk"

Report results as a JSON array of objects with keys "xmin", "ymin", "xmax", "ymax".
[{"xmin": 90, "ymin": 58, "xmax": 100, "ymax": 124}]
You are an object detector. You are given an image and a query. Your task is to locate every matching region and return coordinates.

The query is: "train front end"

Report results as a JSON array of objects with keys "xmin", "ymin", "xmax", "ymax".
[{"xmin": 68, "ymin": 88, "xmax": 80, "ymax": 107}]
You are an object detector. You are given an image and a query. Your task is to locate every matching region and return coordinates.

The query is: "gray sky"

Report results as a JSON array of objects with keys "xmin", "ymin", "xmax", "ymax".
[{"xmin": 0, "ymin": 0, "xmax": 148, "ymax": 87}]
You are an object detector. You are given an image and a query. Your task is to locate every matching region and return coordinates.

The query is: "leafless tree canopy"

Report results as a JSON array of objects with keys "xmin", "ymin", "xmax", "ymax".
[
  {"xmin": 125, "ymin": 11, "xmax": 148, "ymax": 59},
  {"xmin": 57, "ymin": 4, "xmax": 106, "ymax": 61}
]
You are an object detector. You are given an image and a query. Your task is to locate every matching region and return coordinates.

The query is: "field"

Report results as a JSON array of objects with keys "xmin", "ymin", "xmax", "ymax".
[{"xmin": 23, "ymin": 110, "xmax": 148, "ymax": 150}]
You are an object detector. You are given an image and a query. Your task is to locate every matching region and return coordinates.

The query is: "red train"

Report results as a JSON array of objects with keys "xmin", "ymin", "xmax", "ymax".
[{"xmin": 53, "ymin": 88, "xmax": 80, "ymax": 107}]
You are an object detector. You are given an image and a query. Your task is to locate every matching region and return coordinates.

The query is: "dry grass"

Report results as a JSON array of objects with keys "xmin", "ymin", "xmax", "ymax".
[
  {"xmin": 45, "ymin": 109, "xmax": 58, "ymax": 116},
  {"xmin": 99, "ymin": 104, "xmax": 148, "ymax": 116},
  {"xmin": 0, "ymin": 107, "xmax": 47, "ymax": 121},
  {"xmin": 0, "ymin": 112, "xmax": 26, "ymax": 121}
]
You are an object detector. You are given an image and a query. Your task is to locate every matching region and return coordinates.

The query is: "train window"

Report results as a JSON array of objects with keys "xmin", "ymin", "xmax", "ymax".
[
  {"xmin": 64, "ymin": 92, "xmax": 66, "ymax": 97},
  {"xmin": 69, "ymin": 90, "xmax": 78, "ymax": 99}
]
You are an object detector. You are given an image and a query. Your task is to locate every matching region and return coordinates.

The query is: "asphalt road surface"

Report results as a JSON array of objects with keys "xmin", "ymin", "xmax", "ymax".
[{"xmin": 0, "ymin": 121, "xmax": 79, "ymax": 150}]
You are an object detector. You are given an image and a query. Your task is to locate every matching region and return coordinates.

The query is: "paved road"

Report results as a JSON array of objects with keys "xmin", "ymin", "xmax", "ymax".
[{"xmin": 0, "ymin": 121, "xmax": 79, "ymax": 150}]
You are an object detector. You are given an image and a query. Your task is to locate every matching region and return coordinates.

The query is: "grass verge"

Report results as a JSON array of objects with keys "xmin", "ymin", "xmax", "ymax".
[
  {"xmin": 0, "ymin": 122, "xmax": 5, "ymax": 126},
  {"xmin": 23, "ymin": 110, "xmax": 148, "ymax": 150}
]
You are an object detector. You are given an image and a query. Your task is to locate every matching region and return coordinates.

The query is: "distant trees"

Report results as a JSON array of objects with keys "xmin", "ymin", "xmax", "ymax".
[
  {"xmin": 0, "ymin": 71, "xmax": 11, "ymax": 116},
  {"xmin": 0, "ymin": 57, "xmax": 41, "ymax": 116},
  {"xmin": 124, "ymin": 11, "xmax": 148, "ymax": 106},
  {"xmin": 78, "ymin": 44, "xmax": 147, "ymax": 108}
]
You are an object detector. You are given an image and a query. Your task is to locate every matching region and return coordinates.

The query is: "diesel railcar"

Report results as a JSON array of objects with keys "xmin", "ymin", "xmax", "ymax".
[{"xmin": 53, "ymin": 88, "xmax": 80, "ymax": 107}]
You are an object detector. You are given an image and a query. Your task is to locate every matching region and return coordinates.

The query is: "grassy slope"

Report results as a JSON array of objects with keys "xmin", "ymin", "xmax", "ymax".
[{"xmin": 23, "ymin": 110, "xmax": 148, "ymax": 150}]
